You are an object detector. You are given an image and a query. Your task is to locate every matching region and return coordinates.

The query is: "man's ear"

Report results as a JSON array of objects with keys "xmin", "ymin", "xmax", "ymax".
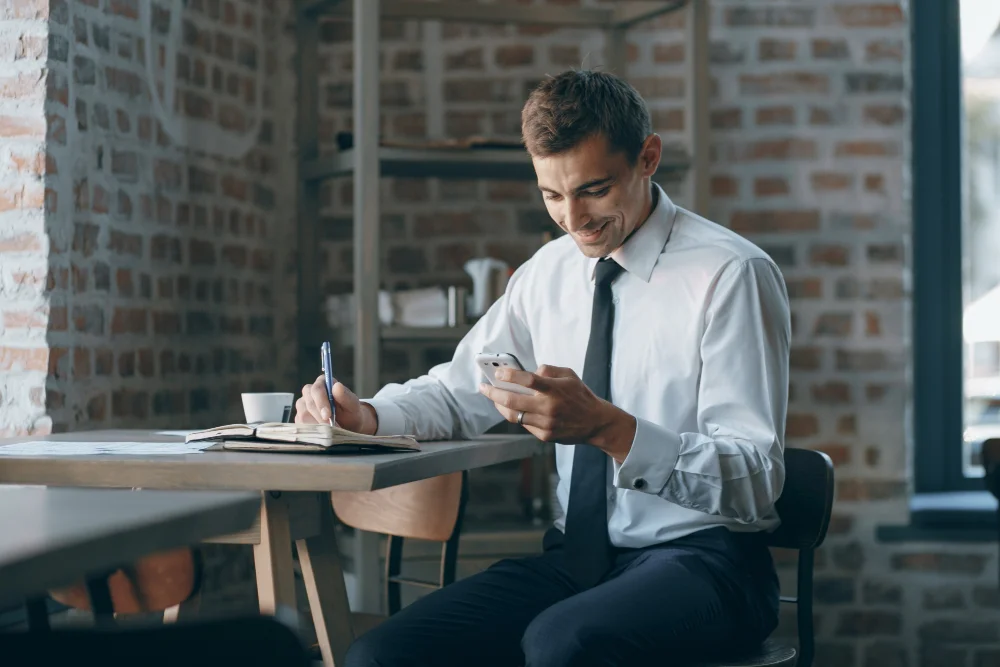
[{"xmin": 639, "ymin": 133, "xmax": 662, "ymax": 178}]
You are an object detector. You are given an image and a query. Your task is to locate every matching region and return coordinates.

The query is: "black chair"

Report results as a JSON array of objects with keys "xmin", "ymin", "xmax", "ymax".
[
  {"xmin": 982, "ymin": 438, "xmax": 1000, "ymax": 588},
  {"xmin": 697, "ymin": 447, "xmax": 835, "ymax": 667},
  {"xmin": 0, "ymin": 613, "xmax": 312, "ymax": 667}
]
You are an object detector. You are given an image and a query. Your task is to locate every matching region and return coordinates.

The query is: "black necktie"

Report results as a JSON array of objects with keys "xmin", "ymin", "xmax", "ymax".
[{"xmin": 564, "ymin": 257, "xmax": 624, "ymax": 589}]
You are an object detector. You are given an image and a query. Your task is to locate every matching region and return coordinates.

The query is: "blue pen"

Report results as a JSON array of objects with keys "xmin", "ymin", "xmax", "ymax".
[{"xmin": 320, "ymin": 341, "xmax": 336, "ymax": 426}]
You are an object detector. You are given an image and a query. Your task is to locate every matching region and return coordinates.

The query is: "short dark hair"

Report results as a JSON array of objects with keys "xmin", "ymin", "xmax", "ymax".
[{"xmin": 521, "ymin": 70, "xmax": 652, "ymax": 164}]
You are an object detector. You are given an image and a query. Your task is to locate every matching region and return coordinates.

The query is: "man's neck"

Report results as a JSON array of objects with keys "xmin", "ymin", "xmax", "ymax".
[{"xmin": 611, "ymin": 182, "xmax": 657, "ymax": 256}]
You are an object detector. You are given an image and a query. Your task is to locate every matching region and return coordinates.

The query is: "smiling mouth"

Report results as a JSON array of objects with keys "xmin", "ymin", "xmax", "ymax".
[{"xmin": 576, "ymin": 221, "xmax": 608, "ymax": 243}]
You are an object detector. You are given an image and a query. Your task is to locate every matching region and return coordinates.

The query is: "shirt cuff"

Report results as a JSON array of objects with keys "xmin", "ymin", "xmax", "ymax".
[
  {"xmin": 360, "ymin": 398, "xmax": 407, "ymax": 437},
  {"xmin": 612, "ymin": 417, "xmax": 682, "ymax": 494}
]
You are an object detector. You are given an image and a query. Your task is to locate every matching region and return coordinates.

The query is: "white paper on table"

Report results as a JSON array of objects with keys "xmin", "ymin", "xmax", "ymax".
[
  {"xmin": 155, "ymin": 430, "xmax": 197, "ymax": 437},
  {"xmin": 0, "ymin": 441, "xmax": 215, "ymax": 456}
]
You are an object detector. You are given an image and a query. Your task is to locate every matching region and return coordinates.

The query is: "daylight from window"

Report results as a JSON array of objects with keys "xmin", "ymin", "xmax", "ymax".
[{"xmin": 961, "ymin": 0, "xmax": 1000, "ymax": 476}]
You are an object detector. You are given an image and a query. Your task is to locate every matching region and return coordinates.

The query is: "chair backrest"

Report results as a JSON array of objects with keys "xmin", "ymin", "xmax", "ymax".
[
  {"xmin": 765, "ymin": 448, "xmax": 835, "ymax": 551},
  {"xmin": 982, "ymin": 438, "xmax": 1000, "ymax": 499},
  {"xmin": 330, "ymin": 471, "xmax": 465, "ymax": 542}
]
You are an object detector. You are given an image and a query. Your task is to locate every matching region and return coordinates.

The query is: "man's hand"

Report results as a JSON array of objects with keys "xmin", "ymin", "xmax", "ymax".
[
  {"xmin": 295, "ymin": 375, "xmax": 379, "ymax": 436},
  {"xmin": 478, "ymin": 365, "xmax": 637, "ymax": 462}
]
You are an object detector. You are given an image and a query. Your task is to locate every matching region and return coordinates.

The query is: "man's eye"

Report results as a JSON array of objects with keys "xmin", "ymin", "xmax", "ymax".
[
  {"xmin": 544, "ymin": 193, "xmax": 562, "ymax": 201},
  {"xmin": 585, "ymin": 188, "xmax": 610, "ymax": 198}
]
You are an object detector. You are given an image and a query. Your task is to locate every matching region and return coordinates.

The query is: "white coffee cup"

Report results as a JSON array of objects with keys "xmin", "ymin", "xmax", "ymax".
[{"xmin": 242, "ymin": 392, "xmax": 294, "ymax": 423}]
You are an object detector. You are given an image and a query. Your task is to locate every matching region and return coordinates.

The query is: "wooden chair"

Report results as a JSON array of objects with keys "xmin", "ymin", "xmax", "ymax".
[
  {"xmin": 329, "ymin": 470, "xmax": 469, "ymax": 635},
  {"xmin": 40, "ymin": 547, "xmax": 201, "ymax": 624},
  {"xmin": 696, "ymin": 447, "xmax": 835, "ymax": 667}
]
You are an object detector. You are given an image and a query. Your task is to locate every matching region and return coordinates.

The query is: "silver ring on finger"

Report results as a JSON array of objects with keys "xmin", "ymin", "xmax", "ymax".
[{"xmin": 516, "ymin": 410, "xmax": 525, "ymax": 426}]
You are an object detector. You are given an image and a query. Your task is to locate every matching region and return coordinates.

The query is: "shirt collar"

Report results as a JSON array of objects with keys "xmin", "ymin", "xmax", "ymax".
[{"xmin": 588, "ymin": 182, "xmax": 676, "ymax": 284}]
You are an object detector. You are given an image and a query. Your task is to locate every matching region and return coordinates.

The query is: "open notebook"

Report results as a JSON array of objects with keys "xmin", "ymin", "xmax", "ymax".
[{"xmin": 184, "ymin": 422, "xmax": 420, "ymax": 453}]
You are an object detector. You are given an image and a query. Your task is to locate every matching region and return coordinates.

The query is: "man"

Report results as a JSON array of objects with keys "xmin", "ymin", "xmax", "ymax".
[{"xmin": 297, "ymin": 70, "xmax": 790, "ymax": 667}]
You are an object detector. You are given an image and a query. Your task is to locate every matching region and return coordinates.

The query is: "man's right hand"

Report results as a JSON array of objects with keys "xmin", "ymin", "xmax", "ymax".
[{"xmin": 295, "ymin": 375, "xmax": 378, "ymax": 436}]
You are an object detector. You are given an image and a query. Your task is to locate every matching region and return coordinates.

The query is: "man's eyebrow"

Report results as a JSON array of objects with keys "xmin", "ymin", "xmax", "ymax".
[{"xmin": 537, "ymin": 176, "xmax": 614, "ymax": 195}]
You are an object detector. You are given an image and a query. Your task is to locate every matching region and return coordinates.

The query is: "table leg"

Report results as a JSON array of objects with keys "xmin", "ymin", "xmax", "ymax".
[
  {"xmin": 254, "ymin": 491, "xmax": 297, "ymax": 616},
  {"xmin": 296, "ymin": 492, "xmax": 356, "ymax": 667}
]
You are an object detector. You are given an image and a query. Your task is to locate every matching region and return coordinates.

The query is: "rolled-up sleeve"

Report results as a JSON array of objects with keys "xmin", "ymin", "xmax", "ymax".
[
  {"xmin": 362, "ymin": 263, "xmax": 537, "ymax": 441},
  {"xmin": 612, "ymin": 257, "xmax": 790, "ymax": 524}
]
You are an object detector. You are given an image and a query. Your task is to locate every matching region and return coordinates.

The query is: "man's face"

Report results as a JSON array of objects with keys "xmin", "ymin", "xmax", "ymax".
[{"xmin": 531, "ymin": 133, "xmax": 661, "ymax": 258}]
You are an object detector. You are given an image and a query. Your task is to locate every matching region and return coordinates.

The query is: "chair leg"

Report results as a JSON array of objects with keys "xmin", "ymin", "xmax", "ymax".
[
  {"xmin": 796, "ymin": 549, "xmax": 815, "ymax": 667},
  {"xmin": 25, "ymin": 597, "xmax": 50, "ymax": 632},
  {"xmin": 385, "ymin": 535, "xmax": 403, "ymax": 616},
  {"xmin": 85, "ymin": 576, "xmax": 116, "ymax": 627},
  {"xmin": 439, "ymin": 470, "xmax": 470, "ymax": 588}
]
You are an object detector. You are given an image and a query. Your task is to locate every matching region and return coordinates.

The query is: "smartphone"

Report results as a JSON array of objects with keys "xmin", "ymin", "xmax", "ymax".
[{"xmin": 475, "ymin": 352, "xmax": 535, "ymax": 396}]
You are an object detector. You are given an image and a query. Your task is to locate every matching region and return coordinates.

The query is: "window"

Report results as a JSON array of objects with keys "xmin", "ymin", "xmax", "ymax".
[{"xmin": 913, "ymin": 0, "xmax": 1000, "ymax": 492}]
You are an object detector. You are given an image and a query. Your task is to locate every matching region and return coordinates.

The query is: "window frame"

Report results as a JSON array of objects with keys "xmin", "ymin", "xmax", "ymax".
[{"xmin": 911, "ymin": 0, "xmax": 981, "ymax": 494}]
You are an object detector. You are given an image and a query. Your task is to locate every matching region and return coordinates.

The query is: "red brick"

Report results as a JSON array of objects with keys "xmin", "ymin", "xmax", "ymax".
[
  {"xmin": 812, "ymin": 382, "xmax": 852, "ymax": 404},
  {"xmin": 495, "ymin": 45, "xmax": 534, "ymax": 68},
  {"xmin": 835, "ymin": 4, "xmax": 904, "ymax": 27},
  {"xmin": 837, "ymin": 479, "xmax": 907, "ymax": 501},
  {"xmin": 740, "ymin": 139, "xmax": 817, "ymax": 161},
  {"xmin": 108, "ymin": 0, "xmax": 139, "ymax": 19},
  {"xmin": 730, "ymin": 210, "xmax": 820, "ymax": 233},
  {"xmin": 864, "ymin": 174, "xmax": 885, "ymax": 193},
  {"xmin": 392, "ymin": 178, "xmax": 429, "ymax": 202},
  {"xmin": 865, "ymin": 311, "xmax": 882, "ymax": 337},
  {"xmin": 710, "ymin": 175, "xmax": 739, "ymax": 198},
  {"xmin": 812, "ymin": 172, "xmax": 853, "ymax": 191},
  {"xmin": 653, "ymin": 43, "xmax": 684, "ymax": 64},
  {"xmin": 813, "ymin": 312, "xmax": 853, "ymax": 337},
  {"xmin": 755, "ymin": 106, "xmax": 795, "ymax": 126},
  {"xmin": 786, "ymin": 414, "xmax": 819, "ymax": 438},
  {"xmin": 50, "ymin": 306, "xmax": 67, "ymax": 332},
  {"xmin": 0, "ymin": 346, "xmax": 48, "ymax": 372},
  {"xmin": 0, "ymin": 232, "xmax": 43, "ymax": 253},
  {"xmin": 754, "ymin": 177, "xmax": 789, "ymax": 197},
  {"xmin": 3, "ymin": 309, "xmax": 47, "ymax": 330},
  {"xmin": 10, "ymin": 147, "xmax": 45, "ymax": 176},
  {"xmin": 630, "ymin": 77, "xmax": 684, "ymax": 99},
  {"xmin": 651, "ymin": 108, "xmax": 683, "ymax": 131},
  {"xmin": 791, "ymin": 347, "xmax": 823, "ymax": 370},
  {"xmin": 73, "ymin": 347, "xmax": 91, "ymax": 379},
  {"xmin": 740, "ymin": 72, "xmax": 828, "ymax": 95},
  {"xmin": 0, "ymin": 114, "xmax": 45, "ymax": 138},
  {"xmin": 759, "ymin": 38, "xmax": 797, "ymax": 61},
  {"xmin": 866, "ymin": 40, "xmax": 904, "ymax": 62},
  {"xmin": 811, "ymin": 442, "xmax": 851, "ymax": 466},
  {"xmin": 786, "ymin": 278, "xmax": 822, "ymax": 300},
  {"xmin": 812, "ymin": 39, "xmax": 850, "ymax": 60},
  {"xmin": 835, "ymin": 141, "xmax": 898, "ymax": 157},
  {"xmin": 811, "ymin": 244, "xmax": 851, "ymax": 266},
  {"xmin": 445, "ymin": 47, "xmax": 484, "ymax": 71},
  {"xmin": 0, "ymin": 183, "xmax": 45, "ymax": 211},
  {"xmin": 710, "ymin": 108, "xmax": 742, "ymax": 130},
  {"xmin": 111, "ymin": 307, "xmax": 147, "ymax": 335},
  {"xmin": 86, "ymin": 394, "xmax": 107, "ymax": 422},
  {"xmin": 864, "ymin": 104, "xmax": 905, "ymax": 126},
  {"xmin": 487, "ymin": 182, "xmax": 532, "ymax": 202}
]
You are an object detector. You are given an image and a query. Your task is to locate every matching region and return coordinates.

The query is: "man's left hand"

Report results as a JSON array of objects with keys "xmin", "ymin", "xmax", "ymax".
[{"xmin": 478, "ymin": 364, "xmax": 637, "ymax": 461}]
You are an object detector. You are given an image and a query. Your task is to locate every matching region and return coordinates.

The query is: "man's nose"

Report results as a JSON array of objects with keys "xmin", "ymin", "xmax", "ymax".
[{"xmin": 563, "ymin": 198, "xmax": 591, "ymax": 231}]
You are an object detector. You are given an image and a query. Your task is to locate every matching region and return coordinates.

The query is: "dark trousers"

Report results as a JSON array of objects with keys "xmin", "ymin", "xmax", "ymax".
[{"xmin": 346, "ymin": 526, "xmax": 780, "ymax": 667}]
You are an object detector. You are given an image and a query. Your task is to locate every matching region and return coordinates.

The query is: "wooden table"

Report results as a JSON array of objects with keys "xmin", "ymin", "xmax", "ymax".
[
  {"xmin": 0, "ymin": 430, "xmax": 544, "ymax": 666},
  {"xmin": 0, "ymin": 487, "xmax": 259, "ymax": 608}
]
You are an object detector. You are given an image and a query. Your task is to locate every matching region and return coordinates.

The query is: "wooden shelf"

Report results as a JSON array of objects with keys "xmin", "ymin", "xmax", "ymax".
[
  {"xmin": 301, "ymin": 146, "xmax": 691, "ymax": 183},
  {"xmin": 299, "ymin": 0, "xmax": 688, "ymax": 29},
  {"xmin": 381, "ymin": 325, "xmax": 472, "ymax": 342}
]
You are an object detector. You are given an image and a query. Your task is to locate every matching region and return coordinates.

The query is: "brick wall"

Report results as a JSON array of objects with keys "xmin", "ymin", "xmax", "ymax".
[
  {"xmin": 0, "ymin": 0, "xmax": 299, "ymax": 436},
  {"xmin": 318, "ymin": 1, "xmax": 1000, "ymax": 665}
]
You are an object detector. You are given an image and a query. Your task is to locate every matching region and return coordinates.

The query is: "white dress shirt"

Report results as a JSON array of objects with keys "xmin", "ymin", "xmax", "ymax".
[{"xmin": 364, "ymin": 184, "xmax": 791, "ymax": 549}]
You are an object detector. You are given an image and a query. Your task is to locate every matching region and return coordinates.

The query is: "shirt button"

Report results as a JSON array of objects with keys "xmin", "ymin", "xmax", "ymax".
[
  {"xmin": 608, "ymin": 491, "xmax": 616, "ymax": 502},
  {"xmin": 612, "ymin": 297, "xmax": 620, "ymax": 305},
  {"xmin": 633, "ymin": 477, "xmax": 646, "ymax": 490}
]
